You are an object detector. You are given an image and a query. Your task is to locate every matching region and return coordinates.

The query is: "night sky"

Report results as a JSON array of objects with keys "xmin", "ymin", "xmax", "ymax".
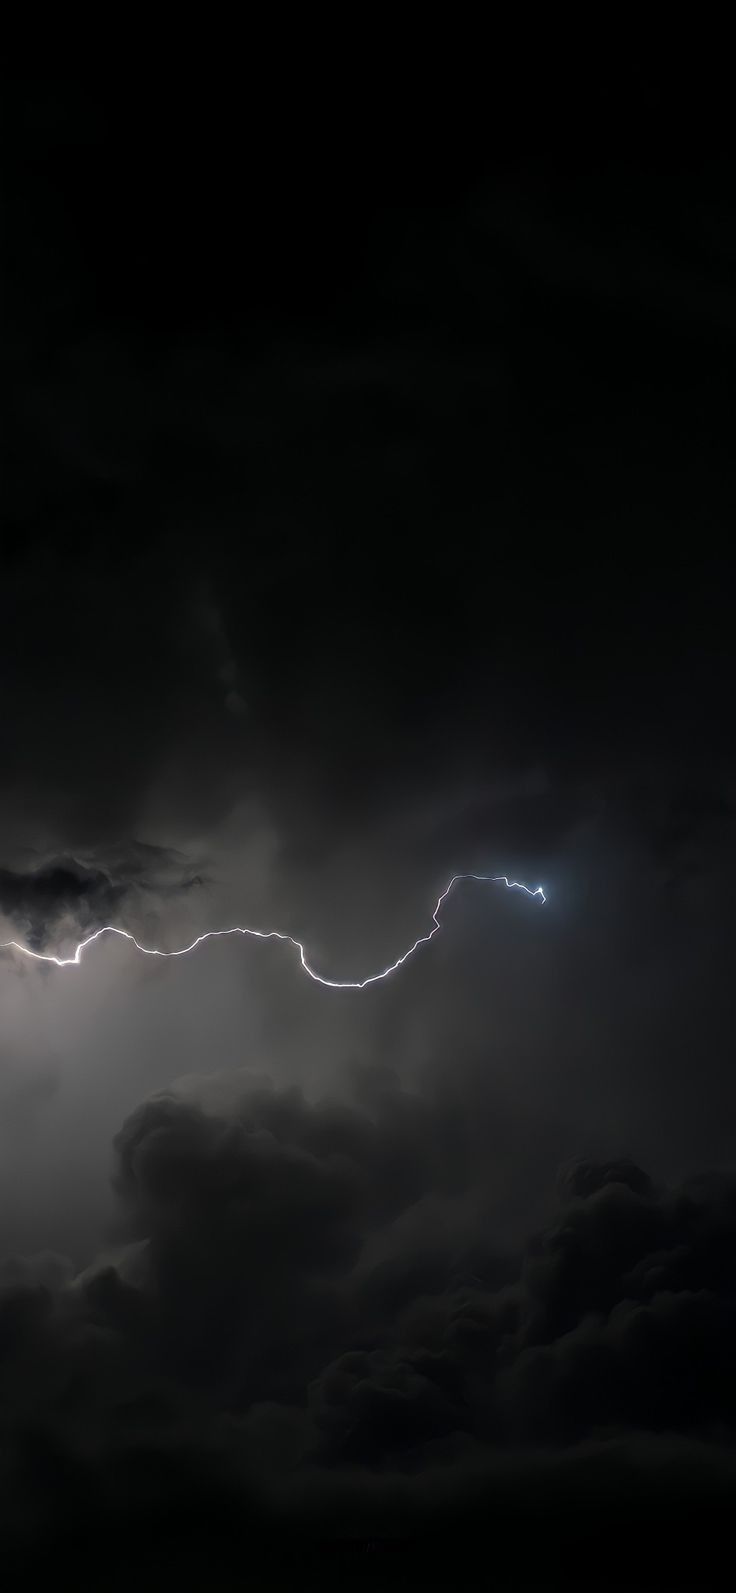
[{"xmin": 3, "ymin": 77, "xmax": 736, "ymax": 1587}]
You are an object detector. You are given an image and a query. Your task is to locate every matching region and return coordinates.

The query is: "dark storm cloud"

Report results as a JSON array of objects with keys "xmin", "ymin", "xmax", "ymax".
[
  {"xmin": 0, "ymin": 844, "xmax": 203, "ymax": 950},
  {"xmin": 2, "ymin": 1074, "xmax": 736, "ymax": 1577},
  {"xmin": 0, "ymin": 862, "xmax": 125, "ymax": 949}
]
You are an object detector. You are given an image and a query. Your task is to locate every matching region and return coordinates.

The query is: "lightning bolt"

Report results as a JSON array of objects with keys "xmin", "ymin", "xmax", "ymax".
[{"xmin": 0, "ymin": 874, "xmax": 545, "ymax": 988}]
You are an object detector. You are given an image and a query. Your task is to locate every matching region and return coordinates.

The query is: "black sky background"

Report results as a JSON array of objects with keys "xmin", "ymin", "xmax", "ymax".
[{"xmin": 3, "ymin": 74, "xmax": 736, "ymax": 1586}]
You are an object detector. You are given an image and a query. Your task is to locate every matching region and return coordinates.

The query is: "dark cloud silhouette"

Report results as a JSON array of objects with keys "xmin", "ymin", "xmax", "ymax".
[
  {"xmin": 1, "ymin": 1073, "xmax": 735, "ymax": 1581},
  {"xmin": 0, "ymin": 846, "xmax": 204, "ymax": 951},
  {"xmin": 0, "ymin": 861, "xmax": 126, "ymax": 949},
  {"xmin": 557, "ymin": 1155, "xmax": 654, "ymax": 1201}
]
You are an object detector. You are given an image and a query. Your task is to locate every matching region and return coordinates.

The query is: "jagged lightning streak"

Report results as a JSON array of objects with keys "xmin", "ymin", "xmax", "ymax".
[{"xmin": 0, "ymin": 874, "xmax": 545, "ymax": 988}]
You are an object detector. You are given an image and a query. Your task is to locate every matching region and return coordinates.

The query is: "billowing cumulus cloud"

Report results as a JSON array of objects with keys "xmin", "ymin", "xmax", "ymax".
[{"xmin": 2, "ymin": 1073, "xmax": 736, "ymax": 1580}]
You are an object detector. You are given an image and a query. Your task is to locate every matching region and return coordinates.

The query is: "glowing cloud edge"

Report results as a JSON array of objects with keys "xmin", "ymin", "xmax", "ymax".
[{"xmin": 0, "ymin": 873, "xmax": 545, "ymax": 988}]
